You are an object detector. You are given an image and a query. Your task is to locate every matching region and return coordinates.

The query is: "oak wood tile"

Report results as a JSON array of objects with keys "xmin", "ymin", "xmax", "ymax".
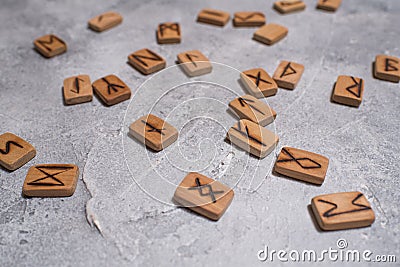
[
  {"xmin": 197, "ymin": 9, "xmax": 230, "ymax": 26},
  {"xmin": 128, "ymin": 48, "xmax": 166, "ymax": 75},
  {"xmin": 253, "ymin": 23, "xmax": 288, "ymax": 45},
  {"xmin": 316, "ymin": 0, "xmax": 342, "ymax": 12},
  {"xmin": 374, "ymin": 54, "xmax": 400, "ymax": 83},
  {"xmin": 88, "ymin": 11, "xmax": 123, "ymax": 32},
  {"xmin": 272, "ymin": 60, "xmax": 304, "ymax": 89},
  {"xmin": 157, "ymin": 22, "xmax": 181, "ymax": 44},
  {"xmin": 233, "ymin": 12, "xmax": 266, "ymax": 27},
  {"xmin": 274, "ymin": 1, "xmax": 306, "ymax": 14},
  {"xmin": 92, "ymin": 75, "xmax": 131, "ymax": 106},
  {"xmin": 0, "ymin": 133, "xmax": 36, "ymax": 171},
  {"xmin": 173, "ymin": 172, "xmax": 234, "ymax": 221},
  {"xmin": 332, "ymin": 75, "xmax": 364, "ymax": 107},
  {"xmin": 63, "ymin": 75, "xmax": 93, "ymax": 105},
  {"xmin": 229, "ymin": 95, "xmax": 276, "ymax": 126},
  {"xmin": 177, "ymin": 50, "xmax": 212, "ymax": 77},
  {"xmin": 33, "ymin": 34, "xmax": 67, "ymax": 58},
  {"xmin": 240, "ymin": 68, "xmax": 278, "ymax": 98}
]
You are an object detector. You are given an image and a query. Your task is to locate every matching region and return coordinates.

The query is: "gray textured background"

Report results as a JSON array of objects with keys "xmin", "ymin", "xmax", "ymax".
[{"xmin": 0, "ymin": 0, "xmax": 399, "ymax": 266}]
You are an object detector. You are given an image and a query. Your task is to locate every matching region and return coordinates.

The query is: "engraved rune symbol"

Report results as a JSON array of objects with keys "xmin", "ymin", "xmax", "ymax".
[
  {"xmin": 247, "ymin": 71, "xmax": 272, "ymax": 86},
  {"xmin": 37, "ymin": 35, "xmax": 64, "ymax": 52},
  {"xmin": 231, "ymin": 121, "xmax": 267, "ymax": 146},
  {"xmin": 101, "ymin": 78, "xmax": 125, "ymax": 95},
  {"xmin": 385, "ymin": 58, "xmax": 399, "ymax": 72},
  {"xmin": 185, "ymin": 53, "xmax": 199, "ymax": 67},
  {"xmin": 281, "ymin": 1, "xmax": 302, "ymax": 6},
  {"xmin": 71, "ymin": 77, "xmax": 84, "ymax": 94},
  {"xmin": 346, "ymin": 76, "xmax": 362, "ymax": 98},
  {"xmin": 0, "ymin": 141, "xmax": 23, "ymax": 155},
  {"xmin": 27, "ymin": 166, "xmax": 74, "ymax": 186},
  {"xmin": 97, "ymin": 13, "xmax": 115, "ymax": 22},
  {"xmin": 238, "ymin": 97, "xmax": 265, "ymax": 115},
  {"xmin": 141, "ymin": 120, "xmax": 166, "ymax": 135},
  {"xmin": 159, "ymin": 23, "xmax": 180, "ymax": 36},
  {"xmin": 277, "ymin": 147, "xmax": 321, "ymax": 169},
  {"xmin": 318, "ymin": 193, "xmax": 371, "ymax": 218},
  {"xmin": 280, "ymin": 62, "xmax": 297, "ymax": 78},
  {"xmin": 133, "ymin": 50, "xmax": 163, "ymax": 67},
  {"xmin": 236, "ymin": 12, "xmax": 263, "ymax": 21},
  {"xmin": 188, "ymin": 177, "xmax": 224, "ymax": 203},
  {"xmin": 203, "ymin": 10, "xmax": 223, "ymax": 17}
]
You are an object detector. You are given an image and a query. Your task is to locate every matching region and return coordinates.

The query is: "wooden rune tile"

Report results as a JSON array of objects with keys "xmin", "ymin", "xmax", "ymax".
[
  {"xmin": 273, "ymin": 60, "xmax": 304, "ymax": 90},
  {"xmin": 233, "ymin": 12, "xmax": 266, "ymax": 27},
  {"xmin": 177, "ymin": 50, "xmax": 212, "ymax": 77},
  {"xmin": 332, "ymin": 75, "xmax": 364, "ymax": 107},
  {"xmin": 173, "ymin": 172, "xmax": 234, "ymax": 221},
  {"xmin": 157, "ymin": 22, "xmax": 181, "ymax": 44},
  {"xmin": 197, "ymin": 9, "xmax": 230, "ymax": 26},
  {"xmin": 92, "ymin": 75, "xmax": 131, "ymax": 106},
  {"xmin": 128, "ymin": 48, "xmax": 166, "ymax": 75},
  {"xmin": 129, "ymin": 114, "xmax": 178, "ymax": 151},
  {"xmin": 374, "ymin": 54, "xmax": 400, "ymax": 83},
  {"xmin": 63, "ymin": 75, "xmax": 93, "ymax": 105},
  {"xmin": 253, "ymin": 23, "xmax": 288, "ymax": 45},
  {"xmin": 274, "ymin": 0, "xmax": 306, "ymax": 14},
  {"xmin": 240, "ymin": 68, "xmax": 278, "ymax": 98},
  {"xmin": 0, "ymin": 133, "xmax": 36, "ymax": 171},
  {"xmin": 316, "ymin": 0, "xmax": 342, "ymax": 12},
  {"xmin": 311, "ymin": 191, "xmax": 375, "ymax": 230},
  {"xmin": 33, "ymin": 34, "xmax": 67, "ymax": 58},
  {"xmin": 88, "ymin": 11, "xmax": 123, "ymax": 32}
]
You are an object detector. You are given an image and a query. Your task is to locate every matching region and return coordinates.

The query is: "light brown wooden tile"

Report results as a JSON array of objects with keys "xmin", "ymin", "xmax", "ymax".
[
  {"xmin": 63, "ymin": 75, "xmax": 93, "ymax": 105},
  {"xmin": 374, "ymin": 54, "xmax": 400, "ymax": 83},
  {"xmin": 128, "ymin": 48, "xmax": 166, "ymax": 75},
  {"xmin": 0, "ymin": 133, "xmax": 36, "ymax": 171},
  {"xmin": 129, "ymin": 114, "xmax": 178, "ymax": 151},
  {"xmin": 240, "ymin": 68, "xmax": 278, "ymax": 98},
  {"xmin": 33, "ymin": 34, "xmax": 67, "ymax": 58},
  {"xmin": 88, "ymin": 11, "xmax": 123, "ymax": 32},
  {"xmin": 253, "ymin": 23, "xmax": 288, "ymax": 45},
  {"xmin": 274, "ymin": 1, "xmax": 306, "ymax": 14},
  {"xmin": 233, "ymin": 12, "xmax": 266, "ymax": 27},
  {"xmin": 177, "ymin": 50, "xmax": 212, "ymax": 77},
  {"xmin": 226, "ymin": 119, "xmax": 279, "ymax": 158},
  {"xmin": 229, "ymin": 95, "xmax": 276, "ymax": 126},
  {"xmin": 311, "ymin": 191, "xmax": 375, "ymax": 230},
  {"xmin": 23, "ymin": 164, "xmax": 79, "ymax": 197},
  {"xmin": 332, "ymin": 75, "xmax": 364, "ymax": 107},
  {"xmin": 316, "ymin": 0, "xmax": 342, "ymax": 12},
  {"xmin": 92, "ymin": 75, "xmax": 131, "ymax": 106},
  {"xmin": 157, "ymin": 22, "xmax": 181, "ymax": 44},
  {"xmin": 274, "ymin": 147, "xmax": 329, "ymax": 185},
  {"xmin": 173, "ymin": 172, "xmax": 234, "ymax": 221},
  {"xmin": 273, "ymin": 60, "xmax": 304, "ymax": 89},
  {"xmin": 197, "ymin": 9, "xmax": 230, "ymax": 26}
]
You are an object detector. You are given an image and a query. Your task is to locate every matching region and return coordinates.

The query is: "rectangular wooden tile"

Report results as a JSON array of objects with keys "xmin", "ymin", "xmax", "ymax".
[
  {"xmin": 33, "ymin": 34, "xmax": 67, "ymax": 58},
  {"xmin": 332, "ymin": 75, "xmax": 364, "ymax": 107},
  {"xmin": 311, "ymin": 191, "xmax": 375, "ymax": 230},
  {"xmin": 63, "ymin": 75, "xmax": 93, "ymax": 105},
  {"xmin": 129, "ymin": 114, "xmax": 178, "ymax": 151},
  {"xmin": 88, "ymin": 11, "xmax": 123, "ymax": 32},
  {"xmin": 92, "ymin": 74, "xmax": 131, "ymax": 106},
  {"xmin": 272, "ymin": 60, "xmax": 304, "ymax": 89},
  {"xmin": 0, "ymin": 132, "xmax": 36, "ymax": 171},
  {"xmin": 374, "ymin": 54, "xmax": 400, "ymax": 83},
  {"xmin": 240, "ymin": 68, "xmax": 278, "ymax": 98},
  {"xmin": 128, "ymin": 48, "xmax": 166, "ymax": 75},
  {"xmin": 274, "ymin": 1, "xmax": 306, "ymax": 14},
  {"xmin": 233, "ymin": 12, "xmax": 266, "ymax": 27},
  {"xmin": 274, "ymin": 147, "xmax": 329, "ymax": 185},
  {"xmin": 316, "ymin": 0, "xmax": 342, "ymax": 12},
  {"xmin": 23, "ymin": 164, "xmax": 79, "ymax": 197},
  {"xmin": 229, "ymin": 95, "xmax": 276, "ymax": 126},
  {"xmin": 197, "ymin": 9, "xmax": 230, "ymax": 26},
  {"xmin": 177, "ymin": 50, "xmax": 212, "ymax": 77},
  {"xmin": 173, "ymin": 172, "xmax": 234, "ymax": 221},
  {"xmin": 157, "ymin": 22, "xmax": 181, "ymax": 44},
  {"xmin": 226, "ymin": 119, "xmax": 279, "ymax": 158},
  {"xmin": 253, "ymin": 23, "xmax": 288, "ymax": 45}
]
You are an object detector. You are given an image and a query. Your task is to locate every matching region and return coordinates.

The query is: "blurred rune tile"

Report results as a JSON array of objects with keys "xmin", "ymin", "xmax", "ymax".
[
  {"xmin": 63, "ymin": 75, "xmax": 93, "ymax": 105},
  {"xmin": 88, "ymin": 11, "xmax": 123, "ymax": 32},
  {"xmin": 240, "ymin": 68, "xmax": 278, "ymax": 98},
  {"xmin": 273, "ymin": 60, "xmax": 304, "ymax": 89},
  {"xmin": 128, "ymin": 48, "xmax": 166, "ymax": 75},
  {"xmin": 253, "ymin": 23, "xmax": 288, "ymax": 45},
  {"xmin": 197, "ymin": 9, "xmax": 230, "ymax": 26},
  {"xmin": 374, "ymin": 54, "xmax": 400, "ymax": 83},
  {"xmin": 33, "ymin": 34, "xmax": 67, "ymax": 58},
  {"xmin": 274, "ymin": 0, "xmax": 306, "ymax": 14},
  {"xmin": 157, "ymin": 22, "xmax": 181, "ymax": 44},
  {"xmin": 332, "ymin": 75, "xmax": 364, "ymax": 107},
  {"xmin": 92, "ymin": 74, "xmax": 131, "ymax": 106},
  {"xmin": 316, "ymin": 0, "xmax": 342, "ymax": 12},
  {"xmin": 177, "ymin": 50, "xmax": 212, "ymax": 76},
  {"xmin": 0, "ymin": 133, "xmax": 36, "ymax": 171},
  {"xmin": 233, "ymin": 12, "xmax": 265, "ymax": 27}
]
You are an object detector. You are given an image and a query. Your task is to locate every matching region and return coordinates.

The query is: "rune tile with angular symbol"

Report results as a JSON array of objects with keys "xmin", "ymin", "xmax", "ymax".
[
  {"xmin": 316, "ymin": 0, "xmax": 342, "ymax": 12},
  {"xmin": 88, "ymin": 11, "xmax": 123, "ymax": 32},
  {"xmin": 23, "ymin": 164, "xmax": 79, "ymax": 197},
  {"xmin": 173, "ymin": 172, "xmax": 234, "ymax": 221},
  {"xmin": 177, "ymin": 50, "xmax": 212, "ymax": 77},
  {"xmin": 92, "ymin": 74, "xmax": 131, "ymax": 106},
  {"xmin": 332, "ymin": 75, "xmax": 364, "ymax": 107},
  {"xmin": 274, "ymin": 147, "xmax": 329, "ymax": 185},
  {"xmin": 274, "ymin": 0, "xmax": 306, "ymax": 14},
  {"xmin": 33, "ymin": 34, "xmax": 67, "ymax": 58},
  {"xmin": 241, "ymin": 68, "xmax": 278, "ymax": 98},
  {"xmin": 233, "ymin": 12, "xmax": 265, "ymax": 27},
  {"xmin": 157, "ymin": 22, "xmax": 181, "ymax": 44},
  {"xmin": 311, "ymin": 191, "xmax": 375, "ymax": 230},
  {"xmin": 374, "ymin": 54, "xmax": 400, "ymax": 83},
  {"xmin": 129, "ymin": 114, "xmax": 178, "ymax": 151},
  {"xmin": 273, "ymin": 60, "xmax": 304, "ymax": 90},
  {"xmin": 128, "ymin": 48, "xmax": 166, "ymax": 75},
  {"xmin": 0, "ymin": 132, "xmax": 36, "ymax": 171},
  {"xmin": 253, "ymin": 23, "xmax": 288, "ymax": 45},
  {"xmin": 197, "ymin": 9, "xmax": 230, "ymax": 26},
  {"xmin": 63, "ymin": 75, "xmax": 93, "ymax": 105}
]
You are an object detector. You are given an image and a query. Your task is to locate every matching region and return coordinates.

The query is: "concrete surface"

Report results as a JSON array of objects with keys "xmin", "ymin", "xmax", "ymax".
[{"xmin": 0, "ymin": 0, "xmax": 399, "ymax": 266}]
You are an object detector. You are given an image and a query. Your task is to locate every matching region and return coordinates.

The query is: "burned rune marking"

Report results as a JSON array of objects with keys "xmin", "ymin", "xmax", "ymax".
[
  {"xmin": 246, "ymin": 71, "xmax": 272, "ymax": 86},
  {"xmin": 277, "ymin": 147, "xmax": 321, "ymax": 169},
  {"xmin": 27, "ymin": 166, "xmax": 74, "ymax": 186},
  {"xmin": 0, "ymin": 141, "xmax": 23, "ymax": 155},
  {"xmin": 188, "ymin": 177, "xmax": 224, "ymax": 203},
  {"xmin": 141, "ymin": 120, "xmax": 166, "ymax": 135},
  {"xmin": 345, "ymin": 76, "xmax": 362, "ymax": 98},
  {"xmin": 318, "ymin": 193, "xmax": 371, "ymax": 218}
]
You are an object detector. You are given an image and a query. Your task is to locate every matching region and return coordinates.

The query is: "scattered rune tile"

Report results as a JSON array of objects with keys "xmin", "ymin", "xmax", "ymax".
[
  {"xmin": 316, "ymin": 0, "xmax": 342, "ymax": 12},
  {"xmin": 374, "ymin": 54, "xmax": 400, "ymax": 83},
  {"xmin": 274, "ymin": 147, "xmax": 329, "ymax": 185},
  {"xmin": 272, "ymin": 60, "xmax": 304, "ymax": 89},
  {"xmin": 33, "ymin": 34, "xmax": 67, "ymax": 58},
  {"xmin": 22, "ymin": 164, "xmax": 79, "ymax": 197},
  {"xmin": 92, "ymin": 74, "xmax": 131, "ymax": 106},
  {"xmin": 157, "ymin": 22, "xmax": 181, "ymax": 44},
  {"xmin": 240, "ymin": 68, "xmax": 278, "ymax": 98},
  {"xmin": 197, "ymin": 9, "xmax": 230, "ymax": 26},
  {"xmin": 229, "ymin": 95, "xmax": 277, "ymax": 126},
  {"xmin": 0, "ymin": 133, "xmax": 36, "ymax": 171},
  {"xmin": 226, "ymin": 119, "xmax": 279, "ymax": 158},
  {"xmin": 63, "ymin": 75, "xmax": 93, "ymax": 105},
  {"xmin": 233, "ymin": 12, "xmax": 266, "ymax": 27},
  {"xmin": 332, "ymin": 75, "xmax": 364, "ymax": 107},
  {"xmin": 253, "ymin": 23, "xmax": 288, "ymax": 45},
  {"xmin": 128, "ymin": 48, "xmax": 166, "ymax": 75},
  {"xmin": 177, "ymin": 50, "xmax": 212, "ymax": 77},
  {"xmin": 274, "ymin": 0, "xmax": 306, "ymax": 14},
  {"xmin": 129, "ymin": 114, "xmax": 178, "ymax": 151},
  {"xmin": 88, "ymin": 11, "xmax": 123, "ymax": 32},
  {"xmin": 173, "ymin": 172, "xmax": 234, "ymax": 221},
  {"xmin": 311, "ymin": 191, "xmax": 375, "ymax": 230}
]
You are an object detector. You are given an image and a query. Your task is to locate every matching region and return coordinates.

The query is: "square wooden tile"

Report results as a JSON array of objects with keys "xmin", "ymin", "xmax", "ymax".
[
  {"xmin": 253, "ymin": 23, "xmax": 288, "ymax": 45},
  {"xmin": 374, "ymin": 54, "xmax": 400, "ymax": 83},
  {"xmin": 240, "ymin": 68, "xmax": 278, "ymax": 98},
  {"xmin": 173, "ymin": 172, "xmax": 234, "ymax": 221},
  {"xmin": 197, "ymin": 9, "xmax": 230, "ymax": 26},
  {"xmin": 274, "ymin": 1, "xmax": 306, "ymax": 14},
  {"xmin": 229, "ymin": 95, "xmax": 276, "ymax": 126},
  {"xmin": 273, "ymin": 60, "xmax": 304, "ymax": 89},
  {"xmin": 157, "ymin": 22, "xmax": 181, "ymax": 44},
  {"xmin": 311, "ymin": 191, "xmax": 375, "ymax": 230},
  {"xmin": 33, "ymin": 34, "xmax": 67, "ymax": 58},
  {"xmin": 88, "ymin": 11, "xmax": 123, "ymax": 32},
  {"xmin": 0, "ymin": 133, "xmax": 36, "ymax": 171},
  {"xmin": 332, "ymin": 75, "xmax": 364, "ymax": 107},
  {"xmin": 129, "ymin": 114, "xmax": 178, "ymax": 151},
  {"xmin": 128, "ymin": 48, "xmax": 166, "ymax": 75},
  {"xmin": 23, "ymin": 164, "xmax": 79, "ymax": 197},
  {"xmin": 226, "ymin": 119, "xmax": 279, "ymax": 158},
  {"xmin": 274, "ymin": 147, "xmax": 329, "ymax": 185},
  {"xmin": 233, "ymin": 12, "xmax": 266, "ymax": 27},
  {"xmin": 316, "ymin": 0, "xmax": 342, "ymax": 12},
  {"xmin": 92, "ymin": 75, "xmax": 131, "ymax": 106},
  {"xmin": 63, "ymin": 75, "xmax": 93, "ymax": 105},
  {"xmin": 177, "ymin": 50, "xmax": 212, "ymax": 77}
]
